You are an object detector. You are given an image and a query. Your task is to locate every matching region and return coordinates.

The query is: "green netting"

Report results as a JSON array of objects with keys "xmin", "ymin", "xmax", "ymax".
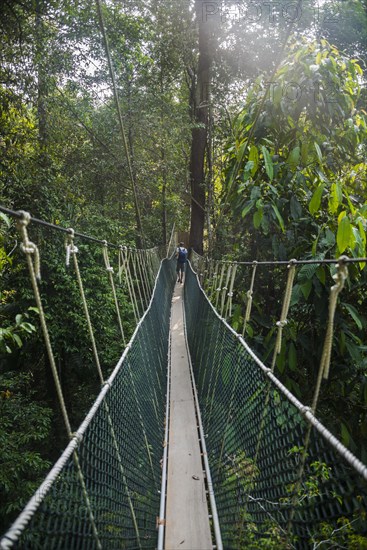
[
  {"xmin": 1, "ymin": 259, "xmax": 176, "ymax": 550},
  {"xmin": 184, "ymin": 263, "xmax": 367, "ymax": 549}
]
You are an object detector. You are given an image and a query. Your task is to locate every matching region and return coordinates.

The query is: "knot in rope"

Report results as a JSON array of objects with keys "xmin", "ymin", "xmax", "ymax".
[
  {"xmin": 102, "ymin": 240, "xmax": 114, "ymax": 273},
  {"xmin": 65, "ymin": 229, "xmax": 78, "ymax": 267},
  {"xmin": 271, "ymin": 260, "xmax": 297, "ymax": 370},
  {"xmin": 70, "ymin": 432, "xmax": 83, "ymax": 445},
  {"xmin": 319, "ymin": 257, "xmax": 349, "ymax": 381},
  {"xmin": 17, "ymin": 211, "xmax": 41, "ymax": 280}
]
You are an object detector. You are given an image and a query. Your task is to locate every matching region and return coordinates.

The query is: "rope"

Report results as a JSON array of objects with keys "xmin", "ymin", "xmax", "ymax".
[
  {"xmin": 94, "ymin": 0, "xmax": 145, "ymax": 247},
  {"xmin": 312, "ymin": 257, "xmax": 349, "ymax": 411},
  {"xmin": 271, "ymin": 260, "xmax": 297, "ymax": 372},
  {"xmin": 102, "ymin": 240, "xmax": 126, "ymax": 345},
  {"xmin": 220, "ymin": 264, "xmax": 232, "ymax": 316},
  {"xmin": 17, "ymin": 213, "xmax": 102, "ymax": 550},
  {"xmin": 242, "ymin": 261, "xmax": 258, "ymax": 336},
  {"xmin": 130, "ymin": 248, "xmax": 145, "ymax": 313},
  {"xmin": 67, "ymin": 233, "xmax": 143, "ymax": 548},
  {"xmin": 225, "ymin": 262, "xmax": 237, "ymax": 319},
  {"xmin": 66, "ymin": 229, "xmax": 104, "ymax": 384},
  {"xmin": 137, "ymin": 250, "xmax": 150, "ymax": 308},
  {"xmin": 0, "ymin": 205, "xmax": 120, "ymax": 249},
  {"xmin": 118, "ymin": 246, "xmax": 139, "ymax": 323},
  {"xmin": 102, "ymin": 247, "xmax": 157, "ymax": 493}
]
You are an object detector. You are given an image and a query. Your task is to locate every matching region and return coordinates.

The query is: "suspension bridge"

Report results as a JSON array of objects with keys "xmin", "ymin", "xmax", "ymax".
[{"xmin": 1, "ymin": 208, "xmax": 367, "ymax": 550}]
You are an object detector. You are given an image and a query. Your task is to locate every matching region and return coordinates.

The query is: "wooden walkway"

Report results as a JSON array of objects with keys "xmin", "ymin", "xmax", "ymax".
[{"xmin": 164, "ymin": 283, "xmax": 213, "ymax": 550}]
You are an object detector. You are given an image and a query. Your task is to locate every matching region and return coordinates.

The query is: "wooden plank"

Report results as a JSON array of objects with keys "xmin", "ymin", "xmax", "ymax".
[{"xmin": 165, "ymin": 284, "xmax": 213, "ymax": 550}]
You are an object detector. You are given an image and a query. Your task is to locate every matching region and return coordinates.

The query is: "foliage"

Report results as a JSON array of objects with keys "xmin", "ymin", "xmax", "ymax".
[
  {"xmin": 0, "ymin": 371, "xmax": 52, "ymax": 533},
  {"xmin": 218, "ymin": 38, "xmax": 367, "ymax": 462}
]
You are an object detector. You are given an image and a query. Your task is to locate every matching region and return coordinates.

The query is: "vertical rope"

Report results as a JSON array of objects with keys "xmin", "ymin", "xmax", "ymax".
[
  {"xmin": 225, "ymin": 262, "xmax": 237, "ymax": 319},
  {"xmin": 242, "ymin": 261, "xmax": 258, "ymax": 336},
  {"xmin": 66, "ymin": 230, "xmax": 104, "ymax": 384},
  {"xmin": 17, "ymin": 213, "xmax": 102, "ymax": 550},
  {"xmin": 102, "ymin": 241, "xmax": 126, "ymax": 345},
  {"xmin": 67, "ymin": 232, "xmax": 143, "ymax": 548},
  {"xmin": 220, "ymin": 264, "xmax": 232, "ymax": 316},
  {"xmin": 215, "ymin": 264, "xmax": 225, "ymax": 309},
  {"xmin": 130, "ymin": 248, "xmax": 144, "ymax": 314},
  {"xmin": 286, "ymin": 257, "xmax": 349, "ymax": 541},
  {"xmin": 140, "ymin": 249, "xmax": 153, "ymax": 303},
  {"xmin": 271, "ymin": 260, "xmax": 296, "ymax": 372},
  {"xmin": 210, "ymin": 261, "xmax": 219, "ymax": 301},
  {"xmin": 313, "ymin": 257, "xmax": 349, "ymax": 408},
  {"xmin": 119, "ymin": 246, "xmax": 139, "ymax": 323}
]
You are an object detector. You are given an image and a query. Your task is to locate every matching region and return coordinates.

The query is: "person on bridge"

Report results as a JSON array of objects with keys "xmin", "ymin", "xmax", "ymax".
[{"xmin": 176, "ymin": 242, "xmax": 188, "ymax": 283}]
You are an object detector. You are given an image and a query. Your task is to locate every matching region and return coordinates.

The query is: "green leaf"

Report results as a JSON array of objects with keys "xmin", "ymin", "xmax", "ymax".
[
  {"xmin": 298, "ymin": 263, "xmax": 318, "ymax": 284},
  {"xmin": 288, "ymin": 342, "xmax": 297, "ymax": 371},
  {"xmin": 236, "ymin": 140, "xmax": 247, "ymax": 163},
  {"xmin": 340, "ymin": 423, "xmax": 350, "ymax": 447},
  {"xmin": 309, "ymin": 184, "xmax": 325, "ymax": 215},
  {"xmin": 13, "ymin": 334, "xmax": 23, "ymax": 348},
  {"xmin": 301, "ymin": 141, "xmax": 309, "ymax": 165},
  {"xmin": 0, "ymin": 212, "xmax": 11, "ymax": 227},
  {"xmin": 300, "ymin": 279, "xmax": 312, "ymax": 299},
  {"xmin": 337, "ymin": 215, "xmax": 352, "ymax": 253},
  {"xmin": 342, "ymin": 303, "xmax": 364, "ymax": 330},
  {"xmin": 253, "ymin": 209, "xmax": 263, "ymax": 229},
  {"xmin": 286, "ymin": 146, "xmax": 300, "ymax": 170},
  {"xmin": 241, "ymin": 201, "xmax": 255, "ymax": 219},
  {"xmin": 358, "ymin": 220, "xmax": 366, "ymax": 270},
  {"xmin": 328, "ymin": 183, "xmax": 342, "ymax": 214},
  {"xmin": 248, "ymin": 145, "xmax": 259, "ymax": 176},
  {"xmin": 271, "ymin": 203, "xmax": 285, "ymax": 232},
  {"xmin": 314, "ymin": 142, "xmax": 323, "ymax": 164},
  {"xmin": 290, "ymin": 196, "xmax": 302, "ymax": 220},
  {"xmin": 261, "ymin": 146, "xmax": 273, "ymax": 181},
  {"xmin": 316, "ymin": 266, "xmax": 326, "ymax": 285}
]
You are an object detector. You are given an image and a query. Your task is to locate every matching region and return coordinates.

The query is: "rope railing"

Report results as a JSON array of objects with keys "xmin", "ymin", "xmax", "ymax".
[
  {"xmin": 0, "ymin": 238, "xmax": 176, "ymax": 549},
  {"xmin": 1, "ymin": 208, "xmax": 176, "ymax": 549},
  {"xmin": 184, "ymin": 261, "xmax": 367, "ymax": 549}
]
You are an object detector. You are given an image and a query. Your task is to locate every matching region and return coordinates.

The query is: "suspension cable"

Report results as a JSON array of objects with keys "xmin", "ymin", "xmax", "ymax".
[{"xmin": 94, "ymin": 0, "xmax": 145, "ymax": 248}]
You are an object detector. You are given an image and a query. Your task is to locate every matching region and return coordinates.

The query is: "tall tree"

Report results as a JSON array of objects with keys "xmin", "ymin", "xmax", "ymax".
[{"xmin": 188, "ymin": 1, "xmax": 219, "ymax": 253}]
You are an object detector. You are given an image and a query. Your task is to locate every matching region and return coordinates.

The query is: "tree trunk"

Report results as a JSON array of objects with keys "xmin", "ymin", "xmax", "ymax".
[{"xmin": 188, "ymin": 0, "xmax": 217, "ymax": 254}]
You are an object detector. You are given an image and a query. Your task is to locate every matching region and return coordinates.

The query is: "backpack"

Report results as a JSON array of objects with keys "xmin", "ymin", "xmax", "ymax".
[{"xmin": 178, "ymin": 247, "xmax": 187, "ymax": 262}]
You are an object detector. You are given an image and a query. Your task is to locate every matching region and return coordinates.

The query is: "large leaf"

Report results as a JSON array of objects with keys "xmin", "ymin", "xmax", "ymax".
[
  {"xmin": 314, "ymin": 142, "xmax": 323, "ymax": 165},
  {"xmin": 236, "ymin": 140, "xmax": 247, "ymax": 163},
  {"xmin": 328, "ymin": 182, "xmax": 342, "ymax": 214},
  {"xmin": 342, "ymin": 303, "xmax": 364, "ymax": 330},
  {"xmin": 241, "ymin": 200, "xmax": 255, "ymax": 219},
  {"xmin": 309, "ymin": 184, "xmax": 325, "ymax": 215},
  {"xmin": 286, "ymin": 146, "xmax": 300, "ymax": 170},
  {"xmin": 248, "ymin": 145, "xmax": 259, "ymax": 176},
  {"xmin": 271, "ymin": 202, "xmax": 285, "ymax": 232},
  {"xmin": 337, "ymin": 214, "xmax": 353, "ymax": 253},
  {"xmin": 261, "ymin": 146, "xmax": 273, "ymax": 181},
  {"xmin": 290, "ymin": 196, "xmax": 302, "ymax": 220},
  {"xmin": 253, "ymin": 208, "xmax": 263, "ymax": 229},
  {"xmin": 297, "ymin": 263, "xmax": 318, "ymax": 284}
]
